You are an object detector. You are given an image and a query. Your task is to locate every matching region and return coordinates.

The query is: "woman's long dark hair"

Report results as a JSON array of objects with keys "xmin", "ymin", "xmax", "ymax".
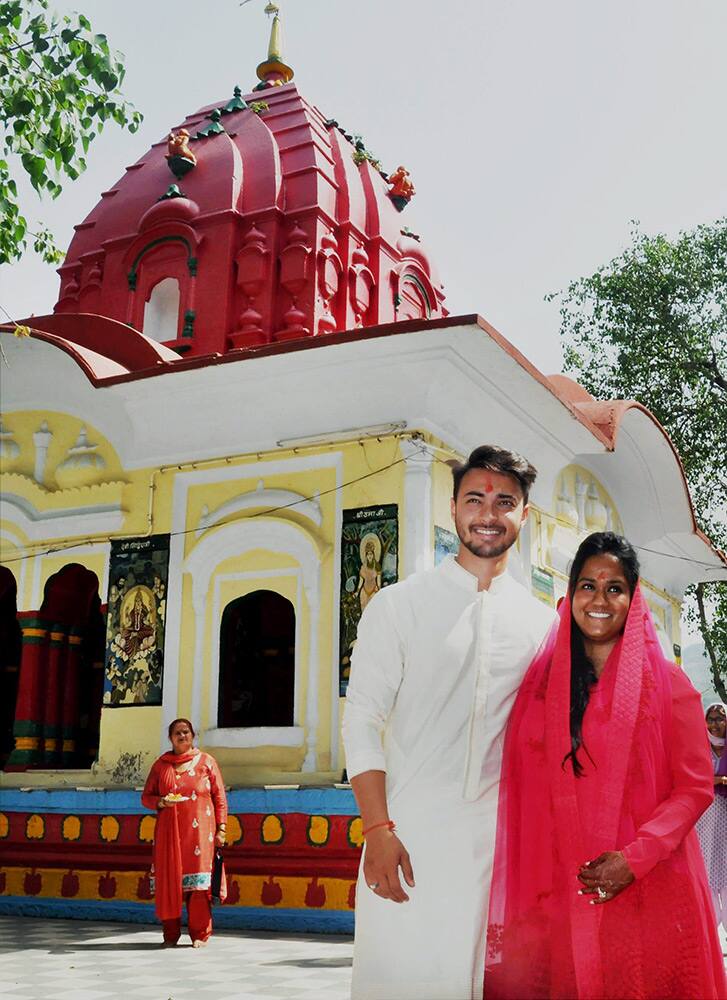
[{"xmin": 564, "ymin": 532, "xmax": 640, "ymax": 777}]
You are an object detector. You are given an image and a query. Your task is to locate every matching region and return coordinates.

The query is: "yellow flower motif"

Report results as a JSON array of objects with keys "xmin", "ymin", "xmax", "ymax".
[
  {"xmin": 138, "ymin": 816, "xmax": 156, "ymax": 843},
  {"xmin": 348, "ymin": 817, "xmax": 364, "ymax": 848},
  {"xmin": 261, "ymin": 814, "xmax": 284, "ymax": 844},
  {"xmin": 99, "ymin": 816, "xmax": 120, "ymax": 842},
  {"xmin": 62, "ymin": 816, "xmax": 82, "ymax": 841},
  {"xmin": 226, "ymin": 815, "xmax": 243, "ymax": 845},
  {"xmin": 307, "ymin": 815, "xmax": 329, "ymax": 846},
  {"xmin": 26, "ymin": 814, "xmax": 45, "ymax": 840},
  {"xmin": 0, "ymin": 813, "xmax": 8, "ymax": 838},
  {"xmin": 13, "ymin": 324, "xmax": 31, "ymax": 338}
]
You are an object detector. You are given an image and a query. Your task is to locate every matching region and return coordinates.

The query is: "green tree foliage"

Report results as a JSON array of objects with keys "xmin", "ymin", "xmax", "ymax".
[
  {"xmin": 553, "ymin": 221, "xmax": 727, "ymax": 700},
  {"xmin": 0, "ymin": 0, "xmax": 141, "ymax": 265}
]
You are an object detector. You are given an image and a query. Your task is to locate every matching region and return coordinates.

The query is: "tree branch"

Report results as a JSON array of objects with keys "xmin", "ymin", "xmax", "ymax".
[{"xmin": 695, "ymin": 582, "xmax": 727, "ymax": 702}]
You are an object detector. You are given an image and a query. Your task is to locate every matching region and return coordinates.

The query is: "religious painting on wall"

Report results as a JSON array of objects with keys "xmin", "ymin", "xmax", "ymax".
[
  {"xmin": 434, "ymin": 525, "xmax": 459, "ymax": 565},
  {"xmin": 339, "ymin": 504, "xmax": 398, "ymax": 695},
  {"xmin": 103, "ymin": 534, "xmax": 170, "ymax": 706}
]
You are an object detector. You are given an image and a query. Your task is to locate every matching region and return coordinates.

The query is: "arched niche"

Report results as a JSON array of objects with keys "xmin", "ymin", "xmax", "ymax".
[
  {"xmin": 179, "ymin": 518, "xmax": 323, "ymax": 770},
  {"xmin": 398, "ymin": 273, "xmax": 432, "ymax": 321},
  {"xmin": 218, "ymin": 590, "xmax": 295, "ymax": 729},
  {"xmin": 0, "ymin": 567, "xmax": 21, "ymax": 768},
  {"xmin": 143, "ymin": 276, "xmax": 181, "ymax": 343},
  {"xmin": 545, "ymin": 465, "xmax": 623, "ymax": 579}
]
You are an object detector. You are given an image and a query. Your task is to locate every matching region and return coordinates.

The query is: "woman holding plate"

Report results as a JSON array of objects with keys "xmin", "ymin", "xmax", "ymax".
[{"xmin": 141, "ymin": 718, "xmax": 228, "ymax": 947}]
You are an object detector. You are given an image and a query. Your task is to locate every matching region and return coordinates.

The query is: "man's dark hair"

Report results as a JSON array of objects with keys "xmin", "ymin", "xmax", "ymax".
[{"xmin": 451, "ymin": 445, "xmax": 537, "ymax": 502}]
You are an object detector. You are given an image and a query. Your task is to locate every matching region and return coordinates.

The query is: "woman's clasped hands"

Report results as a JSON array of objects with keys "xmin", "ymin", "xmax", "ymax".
[{"xmin": 577, "ymin": 850, "xmax": 634, "ymax": 903}]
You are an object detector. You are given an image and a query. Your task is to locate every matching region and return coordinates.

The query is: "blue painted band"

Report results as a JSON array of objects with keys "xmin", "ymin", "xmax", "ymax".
[
  {"xmin": 0, "ymin": 896, "xmax": 354, "ymax": 934},
  {"xmin": 0, "ymin": 786, "xmax": 357, "ymax": 816}
]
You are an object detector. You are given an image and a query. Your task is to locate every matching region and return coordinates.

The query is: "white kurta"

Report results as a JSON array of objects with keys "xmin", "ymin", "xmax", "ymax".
[{"xmin": 342, "ymin": 555, "xmax": 557, "ymax": 1000}]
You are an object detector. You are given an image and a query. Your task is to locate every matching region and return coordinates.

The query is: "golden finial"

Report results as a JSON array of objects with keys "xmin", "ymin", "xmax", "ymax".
[{"xmin": 256, "ymin": 1, "xmax": 294, "ymax": 85}]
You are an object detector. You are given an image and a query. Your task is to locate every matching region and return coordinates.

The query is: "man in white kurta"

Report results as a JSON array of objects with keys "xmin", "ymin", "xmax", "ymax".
[{"xmin": 342, "ymin": 449, "xmax": 557, "ymax": 1000}]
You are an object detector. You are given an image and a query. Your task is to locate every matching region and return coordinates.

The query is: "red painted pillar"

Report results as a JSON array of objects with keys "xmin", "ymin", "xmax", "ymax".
[
  {"xmin": 61, "ymin": 628, "xmax": 83, "ymax": 767},
  {"xmin": 5, "ymin": 614, "xmax": 49, "ymax": 770},
  {"xmin": 42, "ymin": 625, "xmax": 67, "ymax": 766}
]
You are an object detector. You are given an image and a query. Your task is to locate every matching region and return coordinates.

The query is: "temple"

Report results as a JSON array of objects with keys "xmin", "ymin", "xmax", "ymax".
[{"xmin": 1, "ymin": 5, "xmax": 725, "ymax": 931}]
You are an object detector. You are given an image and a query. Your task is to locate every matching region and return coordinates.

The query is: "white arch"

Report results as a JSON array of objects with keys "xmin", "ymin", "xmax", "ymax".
[
  {"xmin": 196, "ymin": 482, "xmax": 322, "ymax": 537},
  {"xmin": 177, "ymin": 518, "xmax": 323, "ymax": 771},
  {"xmin": 143, "ymin": 277, "xmax": 180, "ymax": 343}
]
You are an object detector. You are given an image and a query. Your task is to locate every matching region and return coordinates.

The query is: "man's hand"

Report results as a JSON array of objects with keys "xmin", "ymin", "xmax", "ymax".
[
  {"xmin": 577, "ymin": 851, "xmax": 634, "ymax": 903},
  {"xmin": 363, "ymin": 827, "xmax": 415, "ymax": 903}
]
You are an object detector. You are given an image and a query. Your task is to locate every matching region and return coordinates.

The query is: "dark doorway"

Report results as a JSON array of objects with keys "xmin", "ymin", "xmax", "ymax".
[
  {"xmin": 0, "ymin": 568, "xmax": 22, "ymax": 768},
  {"xmin": 218, "ymin": 590, "xmax": 295, "ymax": 728}
]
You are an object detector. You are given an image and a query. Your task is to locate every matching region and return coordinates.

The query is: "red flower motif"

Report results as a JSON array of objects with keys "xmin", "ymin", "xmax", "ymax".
[
  {"xmin": 261, "ymin": 875, "xmax": 282, "ymax": 906},
  {"xmin": 61, "ymin": 871, "xmax": 79, "ymax": 897},
  {"xmin": 98, "ymin": 872, "xmax": 117, "ymax": 898}
]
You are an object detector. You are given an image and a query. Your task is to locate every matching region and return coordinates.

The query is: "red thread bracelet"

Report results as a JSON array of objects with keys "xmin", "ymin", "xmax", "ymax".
[{"xmin": 362, "ymin": 819, "xmax": 396, "ymax": 837}]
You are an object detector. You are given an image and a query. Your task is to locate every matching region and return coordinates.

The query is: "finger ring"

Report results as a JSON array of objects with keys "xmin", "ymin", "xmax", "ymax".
[
  {"xmin": 368, "ymin": 882, "xmax": 380, "ymax": 891},
  {"xmin": 596, "ymin": 886, "xmax": 608, "ymax": 900}
]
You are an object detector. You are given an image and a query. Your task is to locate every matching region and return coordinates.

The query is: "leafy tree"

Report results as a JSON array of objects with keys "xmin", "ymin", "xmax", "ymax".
[
  {"xmin": 552, "ymin": 221, "xmax": 727, "ymax": 700},
  {"xmin": 0, "ymin": 0, "xmax": 141, "ymax": 265}
]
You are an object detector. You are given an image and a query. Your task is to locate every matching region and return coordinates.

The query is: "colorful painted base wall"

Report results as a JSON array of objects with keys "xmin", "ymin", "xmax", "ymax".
[{"xmin": 0, "ymin": 787, "xmax": 361, "ymax": 933}]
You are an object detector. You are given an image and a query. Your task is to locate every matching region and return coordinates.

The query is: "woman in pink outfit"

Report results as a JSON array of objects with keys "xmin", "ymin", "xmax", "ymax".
[
  {"xmin": 141, "ymin": 718, "xmax": 227, "ymax": 947},
  {"xmin": 486, "ymin": 532, "xmax": 726, "ymax": 999}
]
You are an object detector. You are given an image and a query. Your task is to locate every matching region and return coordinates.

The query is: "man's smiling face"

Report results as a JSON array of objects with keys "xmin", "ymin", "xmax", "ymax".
[{"xmin": 450, "ymin": 468, "xmax": 528, "ymax": 561}]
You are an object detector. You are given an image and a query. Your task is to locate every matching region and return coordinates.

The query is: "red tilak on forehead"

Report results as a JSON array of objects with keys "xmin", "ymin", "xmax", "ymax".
[{"xmin": 484, "ymin": 481, "xmax": 494, "ymax": 493}]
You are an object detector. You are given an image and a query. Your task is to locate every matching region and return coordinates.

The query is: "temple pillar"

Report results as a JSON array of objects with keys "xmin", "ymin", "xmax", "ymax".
[
  {"xmin": 86, "ymin": 654, "xmax": 105, "ymax": 764},
  {"xmin": 301, "ymin": 570, "xmax": 321, "ymax": 772},
  {"xmin": 401, "ymin": 439, "xmax": 435, "ymax": 578},
  {"xmin": 42, "ymin": 625, "xmax": 67, "ymax": 766},
  {"xmin": 5, "ymin": 614, "xmax": 49, "ymax": 770},
  {"xmin": 61, "ymin": 628, "xmax": 83, "ymax": 767}
]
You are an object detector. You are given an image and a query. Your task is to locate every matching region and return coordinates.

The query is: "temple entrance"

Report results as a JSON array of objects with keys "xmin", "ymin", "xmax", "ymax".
[
  {"xmin": 0, "ymin": 568, "xmax": 22, "ymax": 769},
  {"xmin": 5, "ymin": 563, "xmax": 105, "ymax": 770},
  {"xmin": 218, "ymin": 590, "xmax": 295, "ymax": 728}
]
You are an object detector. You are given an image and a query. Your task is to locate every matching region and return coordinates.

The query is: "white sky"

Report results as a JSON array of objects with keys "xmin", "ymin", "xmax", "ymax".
[{"xmin": 2, "ymin": 0, "xmax": 727, "ymax": 376}]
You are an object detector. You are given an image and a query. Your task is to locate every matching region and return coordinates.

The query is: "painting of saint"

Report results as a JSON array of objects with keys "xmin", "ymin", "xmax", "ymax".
[
  {"xmin": 103, "ymin": 535, "xmax": 170, "ymax": 706},
  {"xmin": 339, "ymin": 504, "xmax": 398, "ymax": 695}
]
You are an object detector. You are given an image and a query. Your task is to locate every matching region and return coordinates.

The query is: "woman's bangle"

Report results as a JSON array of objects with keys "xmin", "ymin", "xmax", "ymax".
[
  {"xmin": 216, "ymin": 824, "xmax": 226, "ymax": 830},
  {"xmin": 362, "ymin": 819, "xmax": 396, "ymax": 837}
]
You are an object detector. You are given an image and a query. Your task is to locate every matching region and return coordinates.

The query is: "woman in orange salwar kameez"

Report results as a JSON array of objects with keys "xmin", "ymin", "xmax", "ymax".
[{"xmin": 141, "ymin": 718, "xmax": 228, "ymax": 947}]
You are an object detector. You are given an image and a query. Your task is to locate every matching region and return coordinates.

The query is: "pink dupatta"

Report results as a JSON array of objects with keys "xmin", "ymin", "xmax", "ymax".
[{"xmin": 485, "ymin": 588, "xmax": 726, "ymax": 999}]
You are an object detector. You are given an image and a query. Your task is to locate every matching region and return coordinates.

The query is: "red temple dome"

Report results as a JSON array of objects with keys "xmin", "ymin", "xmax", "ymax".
[{"xmin": 54, "ymin": 28, "xmax": 446, "ymax": 358}]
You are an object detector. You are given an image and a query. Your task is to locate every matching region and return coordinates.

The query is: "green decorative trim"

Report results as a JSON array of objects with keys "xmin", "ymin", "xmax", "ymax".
[
  {"xmin": 195, "ymin": 109, "xmax": 226, "ymax": 139},
  {"xmin": 182, "ymin": 872, "xmax": 212, "ymax": 890},
  {"xmin": 158, "ymin": 184, "xmax": 184, "ymax": 201},
  {"xmin": 12, "ymin": 719, "xmax": 43, "ymax": 738},
  {"xmin": 5, "ymin": 746, "xmax": 41, "ymax": 767},
  {"xmin": 182, "ymin": 310, "xmax": 195, "ymax": 338},
  {"xmin": 221, "ymin": 85, "xmax": 248, "ymax": 115},
  {"xmin": 128, "ymin": 236, "xmax": 195, "ymax": 290},
  {"xmin": 400, "ymin": 273, "xmax": 432, "ymax": 316}
]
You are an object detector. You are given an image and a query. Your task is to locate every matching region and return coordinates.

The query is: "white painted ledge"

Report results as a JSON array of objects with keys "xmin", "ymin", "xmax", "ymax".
[{"xmin": 202, "ymin": 726, "xmax": 304, "ymax": 749}]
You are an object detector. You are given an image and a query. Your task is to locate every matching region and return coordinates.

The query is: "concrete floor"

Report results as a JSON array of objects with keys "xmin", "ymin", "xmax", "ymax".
[{"xmin": 0, "ymin": 916, "xmax": 353, "ymax": 1000}]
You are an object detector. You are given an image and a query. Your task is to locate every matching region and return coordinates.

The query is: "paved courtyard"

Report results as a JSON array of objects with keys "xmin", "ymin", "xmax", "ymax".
[
  {"xmin": 2, "ymin": 914, "xmax": 725, "ymax": 999},
  {"xmin": 0, "ymin": 916, "xmax": 352, "ymax": 1000}
]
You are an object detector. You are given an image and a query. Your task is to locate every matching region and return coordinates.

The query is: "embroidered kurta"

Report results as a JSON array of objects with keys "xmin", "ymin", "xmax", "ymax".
[
  {"xmin": 696, "ymin": 746, "xmax": 727, "ymax": 933},
  {"xmin": 343, "ymin": 555, "xmax": 557, "ymax": 1000},
  {"xmin": 142, "ymin": 751, "xmax": 227, "ymax": 903}
]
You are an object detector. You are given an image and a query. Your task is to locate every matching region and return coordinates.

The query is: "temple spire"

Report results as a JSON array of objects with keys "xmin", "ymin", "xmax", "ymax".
[{"xmin": 256, "ymin": 2, "xmax": 294, "ymax": 85}]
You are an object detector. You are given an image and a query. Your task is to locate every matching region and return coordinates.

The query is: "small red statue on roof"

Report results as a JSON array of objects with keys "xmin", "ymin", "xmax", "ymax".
[
  {"xmin": 387, "ymin": 166, "xmax": 415, "ymax": 212},
  {"xmin": 166, "ymin": 129, "xmax": 197, "ymax": 179}
]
